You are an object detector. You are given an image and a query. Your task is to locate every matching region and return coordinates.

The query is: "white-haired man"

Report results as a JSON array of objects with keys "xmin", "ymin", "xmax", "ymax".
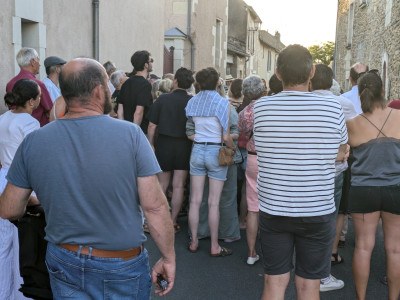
[{"xmin": 6, "ymin": 48, "xmax": 53, "ymax": 127}]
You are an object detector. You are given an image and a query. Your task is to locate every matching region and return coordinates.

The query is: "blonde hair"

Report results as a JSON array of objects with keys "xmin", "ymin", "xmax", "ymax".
[{"xmin": 155, "ymin": 78, "xmax": 173, "ymax": 98}]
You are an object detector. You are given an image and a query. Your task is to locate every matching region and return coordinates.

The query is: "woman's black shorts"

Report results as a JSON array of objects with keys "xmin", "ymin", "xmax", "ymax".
[{"xmin": 348, "ymin": 184, "xmax": 400, "ymax": 215}]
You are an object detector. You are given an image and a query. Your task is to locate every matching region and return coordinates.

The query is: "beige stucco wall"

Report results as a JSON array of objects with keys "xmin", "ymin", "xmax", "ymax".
[
  {"xmin": 99, "ymin": 0, "xmax": 164, "ymax": 76},
  {"xmin": 165, "ymin": 0, "xmax": 228, "ymax": 76},
  {"xmin": 256, "ymin": 43, "xmax": 279, "ymax": 83},
  {"xmin": 0, "ymin": 0, "xmax": 165, "ymax": 114},
  {"xmin": 335, "ymin": 0, "xmax": 400, "ymax": 100},
  {"xmin": 44, "ymin": 0, "xmax": 93, "ymax": 61},
  {"xmin": 0, "ymin": 2, "xmax": 16, "ymax": 113}
]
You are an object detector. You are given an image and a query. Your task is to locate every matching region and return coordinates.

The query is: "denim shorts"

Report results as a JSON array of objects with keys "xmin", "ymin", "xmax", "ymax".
[
  {"xmin": 190, "ymin": 143, "xmax": 228, "ymax": 181},
  {"xmin": 45, "ymin": 243, "xmax": 151, "ymax": 300}
]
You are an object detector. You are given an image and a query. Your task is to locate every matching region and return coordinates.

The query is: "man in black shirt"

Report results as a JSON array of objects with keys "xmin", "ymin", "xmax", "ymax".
[{"xmin": 118, "ymin": 50, "xmax": 153, "ymax": 134}]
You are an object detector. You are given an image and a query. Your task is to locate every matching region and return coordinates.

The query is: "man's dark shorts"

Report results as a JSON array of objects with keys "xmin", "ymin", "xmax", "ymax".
[{"xmin": 259, "ymin": 211, "xmax": 336, "ymax": 279}]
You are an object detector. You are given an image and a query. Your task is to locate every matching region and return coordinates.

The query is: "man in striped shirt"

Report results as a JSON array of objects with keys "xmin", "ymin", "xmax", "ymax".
[{"xmin": 254, "ymin": 44, "xmax": 349, "ymax": 300}]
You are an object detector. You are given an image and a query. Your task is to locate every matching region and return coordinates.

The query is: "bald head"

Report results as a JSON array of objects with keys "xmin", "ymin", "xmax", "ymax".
[
  {"xmin": 60, "ymin": 58, "xmax": 108, "ymax": 105},
  {"xmin": 349, "ymin": 62, "xmax": 369, "ymax": 86}
]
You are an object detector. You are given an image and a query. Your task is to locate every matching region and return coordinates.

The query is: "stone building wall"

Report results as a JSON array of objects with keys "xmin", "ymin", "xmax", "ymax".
[{"xmin": 335, "ymin": 0, "xmax": 400, "ymax": 100}]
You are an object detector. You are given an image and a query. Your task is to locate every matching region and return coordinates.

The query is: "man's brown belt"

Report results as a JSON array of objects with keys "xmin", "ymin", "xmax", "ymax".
[{"xmin": 58, "ymin": 243, "xmax": 142, "ymax": 259}]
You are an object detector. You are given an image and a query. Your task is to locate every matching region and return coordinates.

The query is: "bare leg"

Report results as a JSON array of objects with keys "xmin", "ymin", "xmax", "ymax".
[
  {"xmin": 208, "ymin": 177, "xmax": 225, "ymax": 254},
  {"xmin": 332, "ymin": 213, "xmax": 345, "ymax": 260},
  {"xmin": 352, "ymin": 212, "xmax": 380, "ymax": 300},
  {"xmin": 157, "ymin": 171, "xmax": 171, "ymax": 195},
  {"xmin": 246, "ymin": 211, "xmax": 258, "ymax": 258},
  {"xmin": 262, "ymin": 273, "xmax": 290, "ymax": 300},
  {"xmin": 381, "ymin": 211, "xmax": 400, "ymax": 300},
  {"xmin": 295, "ymin": 276, "xmax": 320, "ymax": 300},
  {"xmin": 170, "ymin": 170, "xmax": 188, "ymax": 225},
  {"xmin": 188, "ymin": 175, "xmax": 206, "ymax": 251},
  {"xmin": 238, "ymin": 180, "xmax": 247, "ymax": 228}
]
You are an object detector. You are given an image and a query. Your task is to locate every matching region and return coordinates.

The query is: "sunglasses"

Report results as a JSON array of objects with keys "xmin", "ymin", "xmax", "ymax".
[{"xmin": 148, "ymin": 58, "xmax": 154, "ymax": 64}]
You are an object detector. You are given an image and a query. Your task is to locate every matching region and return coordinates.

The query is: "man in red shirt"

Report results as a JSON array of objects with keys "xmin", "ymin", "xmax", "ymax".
[{"xmin": 6, "ymin": 48, "xmax": 53, "ymax": 127}]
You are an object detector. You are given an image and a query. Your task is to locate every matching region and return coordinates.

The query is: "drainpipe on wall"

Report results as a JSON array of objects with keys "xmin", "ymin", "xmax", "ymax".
[
  {"xmin": 333, "ymin": 0, "xmax": 339, "ymax": 78},
  {"xmin": 93, "ymin": 0, "xmax": 100, "ymax": 61},
  {"xmin": 187, "ymin": 0, "xmax": 195, "ymax": 70}
]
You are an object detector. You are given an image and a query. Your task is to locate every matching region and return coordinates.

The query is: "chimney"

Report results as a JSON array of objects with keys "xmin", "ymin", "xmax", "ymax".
[{"xmin": 275, "ymin": 31, "xmax": 280, "ymax": 41}]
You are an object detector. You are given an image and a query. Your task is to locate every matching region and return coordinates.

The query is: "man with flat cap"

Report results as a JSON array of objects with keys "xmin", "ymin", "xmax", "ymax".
[
  {"xmin": 43, "ymin": 56, "xmax": 67, "ymax": 102},
  {"xmin": 0, "ymin": 58, "xmax": 175, "ymax": 299}
]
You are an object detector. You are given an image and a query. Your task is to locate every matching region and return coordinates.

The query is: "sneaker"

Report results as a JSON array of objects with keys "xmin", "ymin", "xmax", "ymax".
[
  {"xmin": 247, "ymin": 255, "xmax": 260, "ymax": 265},
  {"xmin": 320, "ymin": 275, "xmax": 344, "ymax": 292}
]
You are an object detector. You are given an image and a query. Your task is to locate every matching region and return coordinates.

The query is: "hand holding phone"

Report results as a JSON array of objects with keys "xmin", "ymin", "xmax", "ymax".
[{"xmin": 157, "ymin": 274, "xmax": 168, "ymax": 291}]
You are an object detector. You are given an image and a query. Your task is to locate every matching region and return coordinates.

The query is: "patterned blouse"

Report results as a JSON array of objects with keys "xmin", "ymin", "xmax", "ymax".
[{"xmin": 238, "ymin": 100, "xmax": 257, "ymax": 153}]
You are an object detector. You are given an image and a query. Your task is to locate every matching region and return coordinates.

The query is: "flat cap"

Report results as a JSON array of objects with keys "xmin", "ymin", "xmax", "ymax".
[{"xmin": 44, "ymin": 56, "xmax": 67, "ymax": 68}]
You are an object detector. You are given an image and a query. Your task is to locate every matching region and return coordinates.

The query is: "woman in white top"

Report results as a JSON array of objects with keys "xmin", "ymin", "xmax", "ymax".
[
  {"xmin": 0, "ymin": 78, "xmax": 41, "ymax": 300},
  {"xmin": 185, "ymin": 67, "xmax": 235, "ymax": 256}
]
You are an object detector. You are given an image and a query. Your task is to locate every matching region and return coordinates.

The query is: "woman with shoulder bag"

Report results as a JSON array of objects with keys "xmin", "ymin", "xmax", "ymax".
[{"xmin": 185, "ymin": 67, "xmax": 235, "ymax": 256}]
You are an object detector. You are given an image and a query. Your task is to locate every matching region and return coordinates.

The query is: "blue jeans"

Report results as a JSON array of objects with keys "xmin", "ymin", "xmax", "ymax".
[{"xmin": 45, "ymin": 243, "xmax": 151, "ymax": 299}]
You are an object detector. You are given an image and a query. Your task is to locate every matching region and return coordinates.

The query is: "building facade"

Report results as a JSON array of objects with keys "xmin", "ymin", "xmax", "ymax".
[
  {"xmin": 164, "ymin": 0, "xmax": 229, "ymax": 76},
  {"xmin": 335, "ymin": 0, "xmax": 400, "ymax": 100},
  {"xmin": 257, "ymin": 30, "xmax": 285, "ymax": 82},
  {"xmin": 0, "ymin": 0, "xmax": 165, "ymax": 113}
]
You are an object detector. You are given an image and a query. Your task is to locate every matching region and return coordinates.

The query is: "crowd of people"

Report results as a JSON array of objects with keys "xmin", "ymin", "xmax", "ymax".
[{"xmin": 0, "ymin": 44, "xmax": 399, "ymax": 300}]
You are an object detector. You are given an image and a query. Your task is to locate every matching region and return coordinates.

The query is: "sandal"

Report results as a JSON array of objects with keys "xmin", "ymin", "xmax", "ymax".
[
  {"xmin": 173, "ymin": 224, "xmax": 181, "ymax": 233},
  {"xmin": 331, "ymin": 253, "xmax": 344, "ymax": 266},
  {"xmin": 210, "ymin": 247, "xmax": 232, "ymax": 257}
]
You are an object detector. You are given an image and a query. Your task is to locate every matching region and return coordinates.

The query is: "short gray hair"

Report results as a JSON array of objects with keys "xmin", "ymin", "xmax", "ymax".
[
  {"xmin": 330, "ymin": 79, "xmax": 341, "ymax": 96},
  {"xmin": 16, "ymin": 47, "xmax": 38, "ymax": 67},
  {"xmin": 103, "ymin": 61, "xmax": 116, "ymax": 75},
  {"xmin": 110, "ymin": 70, "xmax": 125, "ymax": 88},
  {"xmin": 242, "ymin": 75, "xmax": 265, "ymax": 100}
]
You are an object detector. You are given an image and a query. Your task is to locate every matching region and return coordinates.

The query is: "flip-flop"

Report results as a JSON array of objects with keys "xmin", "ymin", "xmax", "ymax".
[
  {"xmin": 188, "ymin": 241, "xmax": 198, "ymax": 253},
  {"xmin": 331, "ymin": 253, "xmax": 344, "ymax": 266},
  {"xmin": 210, "ymin": 247, "xmax": 232, "ymax": 257}
]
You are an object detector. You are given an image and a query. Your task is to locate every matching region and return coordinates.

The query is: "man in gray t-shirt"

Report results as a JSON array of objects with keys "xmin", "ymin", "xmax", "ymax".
[{"xmin": 0, "ymin": 58, "xmax": 175, "ymax": 299}]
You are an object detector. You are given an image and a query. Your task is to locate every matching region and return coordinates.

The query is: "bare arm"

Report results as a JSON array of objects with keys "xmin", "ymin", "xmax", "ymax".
[
  {"xmin": 230, "ymin": 133, "xmax": 239, "ymax": 140},
  {"xmin": 187, "ymin": 135, "xmax": 195, "ymax": 141},
  {"xmin": 0, "ymin": 183, "xmax": 31, "ymax": 220},
  {"xmin": 117, "ymin": 104, "xmax": 124, "ymax": 120},
  {"xmin": 133, "ymin": 105, "xmax": 144, "ymax": 126},
  {"xmin": 138, "ymin": 175, "xmax": 175, "ymax": 295},
  {"xmin": 147, "ymin": 122, "xmax": 157, "ymax": 151},
  {"xmin": 223, "ymin": 132, "xmax": 235, "ymax": 149},
  {"xmin": 336, "ymin": 144, "xmax": 350, "ymax": 163}
]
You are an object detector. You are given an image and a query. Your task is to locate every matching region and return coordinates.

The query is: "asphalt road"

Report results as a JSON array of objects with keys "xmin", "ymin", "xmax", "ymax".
[{"xmin": 145, "ymin": 216, "xmax": 391, "ymax": 300}]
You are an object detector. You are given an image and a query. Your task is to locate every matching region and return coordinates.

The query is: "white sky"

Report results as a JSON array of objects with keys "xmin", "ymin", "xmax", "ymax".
[{"xmin": 244, "ymin": 0, "xmax": 338, "ymax": 47}]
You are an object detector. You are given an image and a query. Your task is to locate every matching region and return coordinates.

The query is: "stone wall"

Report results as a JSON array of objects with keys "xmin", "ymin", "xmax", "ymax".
[{"xmin": 335, "ymin": 0, "xmax": 400, "ymax": 100}]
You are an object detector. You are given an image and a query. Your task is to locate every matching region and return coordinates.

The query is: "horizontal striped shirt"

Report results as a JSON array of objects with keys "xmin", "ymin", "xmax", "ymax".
[{"xmin": 254, "ymin": 91, "xmax": 348, "ymax": 217}]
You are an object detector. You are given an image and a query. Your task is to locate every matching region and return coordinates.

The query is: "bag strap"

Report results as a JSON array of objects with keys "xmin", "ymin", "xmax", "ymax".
[{"xmin": 221, "ymin": 103, "xmax": 231, "ymax": 146}]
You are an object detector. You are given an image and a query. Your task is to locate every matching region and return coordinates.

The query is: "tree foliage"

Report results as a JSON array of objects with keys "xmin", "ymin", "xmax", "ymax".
[{"xmin": 308, "ymin": 41, "xmax": 335, "ymax": 65}]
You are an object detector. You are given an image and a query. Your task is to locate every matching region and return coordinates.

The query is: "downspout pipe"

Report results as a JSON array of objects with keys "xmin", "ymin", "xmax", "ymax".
[
  {"xmin": 93, "ymin": 0, "xmax": 100, "ymax": 61},
  {"xmin": 333, "ymin": 0, "xmax": 339, "ymax": 78},
  {"xmin": 187, "ymin": 0, "xmax": 195, "ymax": 70}
]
